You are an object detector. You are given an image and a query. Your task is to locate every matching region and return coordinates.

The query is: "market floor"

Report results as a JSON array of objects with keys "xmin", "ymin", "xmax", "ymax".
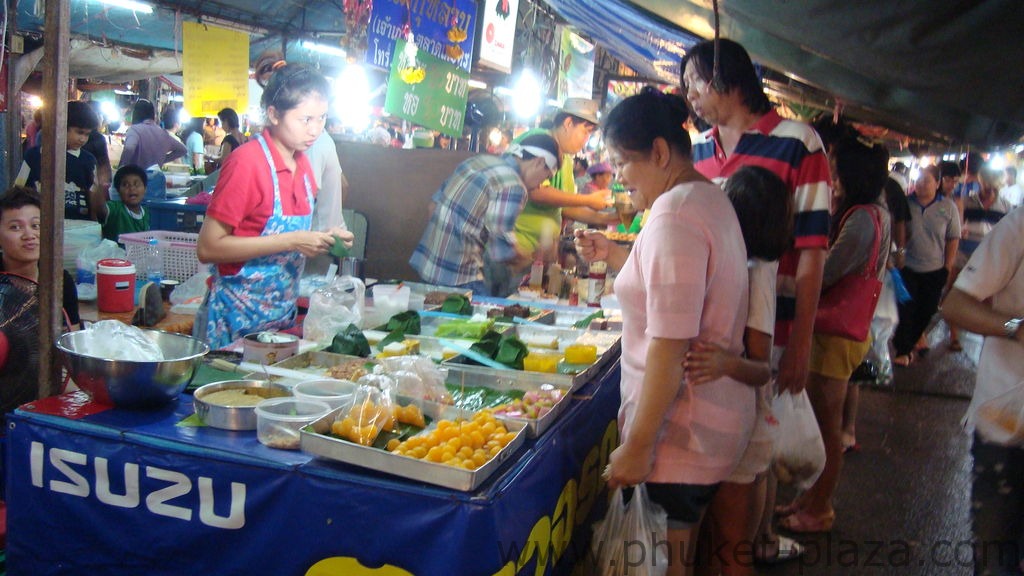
[{"xmin": 763, "ymin": 319, "xmax": 979, "ymax": 576}]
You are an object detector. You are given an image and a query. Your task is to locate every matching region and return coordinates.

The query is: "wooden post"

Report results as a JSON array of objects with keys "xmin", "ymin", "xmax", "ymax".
[{"xmin": 38, "ymin": 0, "xmax": 71, "ymax": 399}]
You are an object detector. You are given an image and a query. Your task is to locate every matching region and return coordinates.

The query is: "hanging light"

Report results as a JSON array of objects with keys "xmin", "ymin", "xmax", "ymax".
[
  {"xmin": 512, "ymin": 69, "xmax": 542, "ymax": 120},
  {"xmin": 334, "ymin": 63, "xmax": 371, "ymax": 132},
  {"xmin": 96, "ymin": 0, "xmax": 154, "ymax": 14}
]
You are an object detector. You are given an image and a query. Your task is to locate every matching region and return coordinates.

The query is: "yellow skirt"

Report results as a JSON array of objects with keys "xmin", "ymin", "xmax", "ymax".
[{"xmin": 809, "ymin": 333, "xmax": 872, "ymax": 381}]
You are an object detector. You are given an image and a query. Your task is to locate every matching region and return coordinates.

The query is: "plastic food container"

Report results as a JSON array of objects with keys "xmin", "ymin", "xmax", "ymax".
[
  {"xmin": 242, "ymin": 332, "xmax": 300, "ymax": 365},
  {"xmin": 292, "ymin": 379, "xmax": 358, "ymax": 410},
  {"xmin": 255, "ymin": 397, "xmax": 331, "ymax": 450}
]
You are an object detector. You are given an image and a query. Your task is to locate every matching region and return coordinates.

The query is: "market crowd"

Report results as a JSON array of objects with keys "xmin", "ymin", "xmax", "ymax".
[
  {"xmin": 410, "ymin": 37, "xmax": 1022, "ymax": 576},
  {"xmin": 2, "ymin": 32, "xmax": 1021, "ymax": 576}
]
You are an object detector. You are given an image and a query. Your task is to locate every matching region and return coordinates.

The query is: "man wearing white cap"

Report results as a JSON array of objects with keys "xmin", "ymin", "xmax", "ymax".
[{"xmin": 410, "ymin": 133, "xmax": 560, "ymax": 296}]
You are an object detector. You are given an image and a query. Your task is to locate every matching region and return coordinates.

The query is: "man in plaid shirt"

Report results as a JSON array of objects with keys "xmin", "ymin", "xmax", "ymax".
[{"xmin": 410, "ymin": 133, "xmax": 560, "ymax": 296}]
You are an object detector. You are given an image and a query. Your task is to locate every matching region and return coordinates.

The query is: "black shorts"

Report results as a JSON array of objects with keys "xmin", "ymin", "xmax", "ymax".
[{"xmin": 626, "ymin": 482, "xmax": 720, "ymax": 528}]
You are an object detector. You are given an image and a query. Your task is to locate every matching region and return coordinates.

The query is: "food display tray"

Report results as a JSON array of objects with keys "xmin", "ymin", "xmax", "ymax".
[
  {"xmin": 246, "ymin": 351, "xmax": 376, "ymax": 386},
  {"xmin": 444, "ymin": 366, "xmax": 573, "ymax": 438},
  {"xmin": 549, "ymin": 308, "xmax": 623, "ymax": 331},
  {"xmin": 441, "ymin": 353, "xmax": 597, "ymax": 392},
  {"xmin": 301, "ymin": 401, "xmax": 527, "ymax": 491},
  {"xmin": 468, "ymin": 303, "xmax": 554, "ymax": 325}
]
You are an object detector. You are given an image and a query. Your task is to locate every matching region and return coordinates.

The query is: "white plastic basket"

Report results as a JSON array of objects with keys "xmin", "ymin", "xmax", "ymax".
[{"xmin": 119, "ymin": 230, "xmax": 200, "ymax": 282}]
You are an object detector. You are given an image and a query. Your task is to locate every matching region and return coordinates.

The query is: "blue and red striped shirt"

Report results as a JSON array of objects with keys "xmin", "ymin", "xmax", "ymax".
[{"xmin": 692, "ymin": 110, "xmax": 832, "ymax": 344}]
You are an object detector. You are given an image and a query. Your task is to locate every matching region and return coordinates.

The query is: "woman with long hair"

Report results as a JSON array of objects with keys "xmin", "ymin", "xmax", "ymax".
[{"xmin": 778, "ymin": 136, "xmax": 891, "ymax": 532}]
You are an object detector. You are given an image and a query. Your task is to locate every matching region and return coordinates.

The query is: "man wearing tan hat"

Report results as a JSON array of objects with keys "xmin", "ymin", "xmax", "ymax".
[{"xmin": 486, "ymin": 98, "xmax": 615, "ymax": 294}]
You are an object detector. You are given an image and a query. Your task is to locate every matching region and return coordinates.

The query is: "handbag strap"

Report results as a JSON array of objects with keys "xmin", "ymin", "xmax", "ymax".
[{"xmin": 835, "ymin": 204, "xmax": 882, "ymax": 277}]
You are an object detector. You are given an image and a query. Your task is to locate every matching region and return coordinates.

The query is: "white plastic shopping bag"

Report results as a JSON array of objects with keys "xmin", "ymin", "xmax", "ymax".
[
  {"xmin": 771, "ymin": 390, "xmax": 826, "ymax": 490},
  {"xmin": 975, "ymin": 381, "xmax": 1024, "ymax": 447},
  {"xmin": 592, "ymin": 484, "xmax": 669, "ymax": 576}
]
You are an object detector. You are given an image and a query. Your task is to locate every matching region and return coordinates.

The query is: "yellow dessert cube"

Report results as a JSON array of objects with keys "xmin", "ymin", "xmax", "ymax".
[
  {"xmin": 523, "ymin": 352, "xmax": 560, "ymax": 373},
  {"xmin": 564, "ymin": 344, "xmax": 598, "ymax": 365}
]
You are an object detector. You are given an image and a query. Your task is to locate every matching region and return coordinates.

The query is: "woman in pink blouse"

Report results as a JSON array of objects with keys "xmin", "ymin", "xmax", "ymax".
[{"xmin": 575, "ymin": 88, "xmax": 752, "ymax": 575}]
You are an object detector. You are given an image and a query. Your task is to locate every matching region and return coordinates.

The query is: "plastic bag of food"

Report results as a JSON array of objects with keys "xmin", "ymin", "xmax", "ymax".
[
  {"xmin": 377, "ymin": 355, "xmax": 452, "ymax": 404},
  {"xmin": 591, "ymin": 484, "xmax": 669, "ymax": 576},
  {"xmin": 975, "ymin": 381, "xmax": 1024, "ymax": 447},
  {"xmin": 169, "ymin": 265, "xmax": 212, "ymax": 316},
  {"xmin": 330, "ymin": 382, "xmax": 396, "ymax": 447},
  {"xmin": 770, "ymin": 390, "xmax": 826, "ymax": 490},
  {"xmin": 303, "ymin": 275, "xmax": 365, "ymax": 344},
  {"xmin": 79, "ymin": 320, "xmax": 164, "ymax": 361}
]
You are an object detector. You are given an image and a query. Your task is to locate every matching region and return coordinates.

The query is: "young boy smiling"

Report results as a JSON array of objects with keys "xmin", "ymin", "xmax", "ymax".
[{"xmin": 91, "ymin": 164, "xmax": 150, "ymax": 242}]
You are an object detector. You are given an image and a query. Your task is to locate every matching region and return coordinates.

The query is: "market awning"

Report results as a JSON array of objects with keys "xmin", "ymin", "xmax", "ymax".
[{"xmin": 546, "ymin": 0, "xmax": 1024, "ymax": 149}]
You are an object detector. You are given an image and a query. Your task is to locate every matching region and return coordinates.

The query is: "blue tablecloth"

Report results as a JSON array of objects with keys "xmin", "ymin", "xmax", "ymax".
[{"xmin": 4, "ymin": 361, "xmax": 621, "ymax": 576}]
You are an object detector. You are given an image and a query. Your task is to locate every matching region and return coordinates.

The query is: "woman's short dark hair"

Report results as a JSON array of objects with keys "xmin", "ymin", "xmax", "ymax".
[
  {"xmin": 681, "ymin": 39, "xmax": 772, "ymax": 116},
  {"xmin": 724, "ymin": 166, "xmax": 793, "ymax": 261},
  {"xmin": 831, "ymin": 136, "xmax": 888, "ymax": 239},
  {"xmin": 602, "ymin": 87, "xmax": 691, "ymax": 157},
  {"xmin": 261, "ymin": 64, "xmax": 331, "ymax": 115},
  {"xmin": 938, "ymin": 161, "xmax": 960, "ymax": 180},
  {"xmin": 132, "ymin": 99, "xmax": 156, "ymax": 123},
  {"xmin": 217, "ymin": 108, "xmax": 240, "ymax": 130},
  {"xmin": 113, "ymin": 164, "xmax": 148, "ymax": 190},
  {"xmin": 0, "ymin": 186, "xmax": 42, "ymax": 212}
]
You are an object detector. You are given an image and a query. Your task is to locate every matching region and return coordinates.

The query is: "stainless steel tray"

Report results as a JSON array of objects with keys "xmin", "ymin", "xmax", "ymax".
[
  {"xmin": 444, "ymin": 366, "xmax": 573, "ymax": 438},
  {"xmin": 550, "ymin": 308, "xmax": 622, "ymax": 330},
  {"xmin": 469, "ymin": 303, "xmax": 554, "ymax": 324},
  {"xmin": 301, "ymin": 401, "xmax": 527, "ymax": 491},
  {"xmin": 441, "ymin": 353, "xmax": 601, "ymax": 392},
  {"xmin": 249, "ymin": 351, "xmax": 378, "ymax": 386},
  {"xmin": 507, "ymin": 324, "xmax": 620, "ymax": 374}
]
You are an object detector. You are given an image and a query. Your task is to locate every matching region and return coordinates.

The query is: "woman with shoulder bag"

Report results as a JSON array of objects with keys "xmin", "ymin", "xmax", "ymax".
[{"xmin": 777, "ymin": 136, "xmax": 891, "ymax": 533}]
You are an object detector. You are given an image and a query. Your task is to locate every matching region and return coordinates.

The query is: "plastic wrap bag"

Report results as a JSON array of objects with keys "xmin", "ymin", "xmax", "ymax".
[
  {"xmin": 330, "ymin": 382, "xmax": 396, "ymax": 447},
  {"xmin": 866, "ymin": 271, "xmax": 899, "ymax": 385},
  {"xmin": 303, "ymin": 275, "xmax": 365, "ymax": 344},
  {"xmin": 377, "ymin": 356, "xmax": 452, "ymax": 404},
  {"xmin": 170, "ymin": 265, "xmax": 212, "ymax": 315},
  {"xmin": 76, "ymin": 239, "xmax": 126, "ymax": 285},
  {"xmin": 975, "ymin": 381, "xmax": 1024, "ymax": 447},
  {"xmin": 79, "ymin": 320, "xmax": 164, "ymax": 361},
  {"xmin": 771, "ymin": 390, "xmax": 826, "ymax": 490},
  {"xmin": 591, "ymin": 484, "xmax": 669, "ymax": 576}
]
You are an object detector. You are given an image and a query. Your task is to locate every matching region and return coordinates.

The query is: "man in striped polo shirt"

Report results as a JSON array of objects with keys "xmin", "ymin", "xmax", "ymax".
[
  {"xmin": 682, "ymin": 39, "xmax": 832, "ymax": 568},
  {"xmin": 682, "ymin": 39, "xmax": 831, "ymax": 395}
]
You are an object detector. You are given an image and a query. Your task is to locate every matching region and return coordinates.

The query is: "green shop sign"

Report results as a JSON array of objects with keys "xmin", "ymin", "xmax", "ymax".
[{"xmin": 384, "ymin": 39, "xmax": 469, "ymax": 138}]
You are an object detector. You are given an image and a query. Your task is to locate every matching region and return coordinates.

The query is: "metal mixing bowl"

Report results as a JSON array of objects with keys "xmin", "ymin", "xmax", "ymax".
[
  {"xmin": 56, "ymin": 329, "xmax": 209, "ymax": 408},
  {"xmin": 193, "ymin": 380, "xmax": 292, "ymax": 430}
]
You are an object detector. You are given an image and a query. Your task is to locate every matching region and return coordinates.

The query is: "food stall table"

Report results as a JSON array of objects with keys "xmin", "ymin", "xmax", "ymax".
[{"xmin": 4, "ymin": 359, "xmax": 621, "ymax": 575}]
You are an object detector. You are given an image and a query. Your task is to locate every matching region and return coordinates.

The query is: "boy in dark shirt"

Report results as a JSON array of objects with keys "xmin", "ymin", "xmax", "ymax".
[{"xmin": 16, "ymin": 100, "xmax": 100, "ymax": 220}]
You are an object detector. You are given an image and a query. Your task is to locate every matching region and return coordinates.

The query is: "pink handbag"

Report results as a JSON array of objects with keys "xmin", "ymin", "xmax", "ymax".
[{"xmin": 813, "ymin": 205, "xmax": 883, "ymax": 342}]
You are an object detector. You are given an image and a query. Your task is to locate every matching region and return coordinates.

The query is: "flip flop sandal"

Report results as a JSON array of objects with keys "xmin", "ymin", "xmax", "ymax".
[
  {"xmin": 755, "ymin": 535, "xmax": 805, "ymax": 564},
  {"xmin": 843, "ymin": 442, "xmax": 861, "ymax": 454},
  {"xmin": 779, "ymin": 510, "xmax": 835, "ymax": 533},
  {"xmin": 773, "ymin": 501, "xmax": 802, "ymax": 517},
  {"xmin": 893, "ymin": 353, "xmax": 915, "ymax": 367}
]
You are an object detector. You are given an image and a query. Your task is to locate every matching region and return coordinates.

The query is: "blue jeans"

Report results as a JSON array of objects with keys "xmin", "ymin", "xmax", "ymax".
[{"xmin": 972, "ymin": 433, "xmax": 1024, "ymax": 575}]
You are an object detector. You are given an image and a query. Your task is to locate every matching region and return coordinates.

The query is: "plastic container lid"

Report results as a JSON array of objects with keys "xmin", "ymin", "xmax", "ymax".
[{"xmin": 96, "ymin": 258, "xmax": 136, "ymax": 274}]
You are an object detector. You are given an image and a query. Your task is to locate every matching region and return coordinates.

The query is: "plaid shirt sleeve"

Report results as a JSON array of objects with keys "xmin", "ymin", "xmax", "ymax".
[{"xmin": 484, "ymin": 174, "xmax": 528, "ymax": 264}]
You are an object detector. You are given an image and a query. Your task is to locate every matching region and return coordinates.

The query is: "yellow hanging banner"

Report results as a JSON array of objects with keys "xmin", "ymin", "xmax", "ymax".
[{"xmin": 182, "ymin": 22, "xmax": 250, "ymax": 117}]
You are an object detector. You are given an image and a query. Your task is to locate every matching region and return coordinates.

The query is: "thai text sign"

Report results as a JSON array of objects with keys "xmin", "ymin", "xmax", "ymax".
[
  {"xmin": 182, "ymin": 22, "xmax": 249, "ymax": 118},
  {"xmin": 384, "ymin": 39, "xmax": 469, "ymax": 137},
  {"xmin": 367, "ymin": 0, "xmax": 477, "ymax": 73}
]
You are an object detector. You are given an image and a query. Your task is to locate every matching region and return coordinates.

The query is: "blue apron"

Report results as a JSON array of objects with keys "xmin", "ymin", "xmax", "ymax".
[{"xmin": 205, "ymin": 133, "xmax": 313, "ymax": 349}]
